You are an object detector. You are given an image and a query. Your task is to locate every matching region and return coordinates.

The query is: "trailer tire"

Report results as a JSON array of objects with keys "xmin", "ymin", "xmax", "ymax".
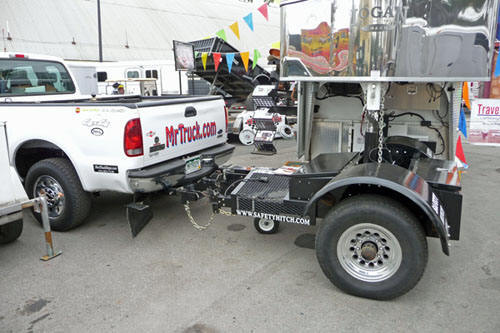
[
  {"xmin": 25, "ymin": 158, "xmax": 91, "ymax": 231},
  {"xmin": 239, "ymin": 129, "xmax": 255, "ymax": 145},
  {"xmin": 279, "ymin": 124, "xmax": 294, "ymax": 140},
  {"xmin": 315, "ymin": 194, "xmax": 428, "ymax": 300},
  {"xmin": 0, "ymin": 219, "xmax": 23, "ymax": 244},
  {"xmin": 254, "ymin": 218, "xmax": 280, "ymax": 234}
]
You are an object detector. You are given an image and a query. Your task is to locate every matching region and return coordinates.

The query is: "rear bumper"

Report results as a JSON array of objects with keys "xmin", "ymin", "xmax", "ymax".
[{"xmin": 127, "ymin": 143, "xmax": 234, "ymax": 193}]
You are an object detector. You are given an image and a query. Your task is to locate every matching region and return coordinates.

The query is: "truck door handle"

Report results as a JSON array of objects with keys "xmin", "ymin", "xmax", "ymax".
[{"xmin": 185, "ymin": 106, "xmax": 197, "ymax": 117}]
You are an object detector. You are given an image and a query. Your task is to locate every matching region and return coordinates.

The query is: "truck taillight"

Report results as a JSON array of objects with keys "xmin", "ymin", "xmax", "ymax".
[
  {"xmin": 124, "ymin": 118, "xmax": 143, "ymax": 157},
  {"xmin": 224, "ymin": 106, "xmax": 228, "ymax": 133}
]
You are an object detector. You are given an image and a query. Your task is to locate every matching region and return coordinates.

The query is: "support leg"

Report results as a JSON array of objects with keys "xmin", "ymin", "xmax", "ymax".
[{"xmin": 38, "ymin": 197, "xmax": 62, "ymax": 261}]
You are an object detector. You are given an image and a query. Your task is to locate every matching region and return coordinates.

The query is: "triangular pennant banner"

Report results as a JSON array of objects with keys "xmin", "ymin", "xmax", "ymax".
[
  {"xmin": 458, "ymin": 107, "xmax": 467, "ymax": 138},
  {"xmin": 194, "ymin": 51, "xmax": 199, "ymax": 58},
  {"xmin": 201, "ymin": 52, "xmax": 208, "ymax": 71},
  {"xmin": 455, "ymin": 156, "xmax": 468, "ymax": 171},
  {"xmin": 455, "ymin": 135, "xmax": 467, "ymax": 164},
  {"xmin": 216, "ymin": 29, "xmax": 227, "ymax": 42},
  {"xmin": 462, "ymin": 82, "xmax": 471, "ymax": 110},
  {"xmin": 252, "ymin": 49, "xmax": 261, "ymax": 69},
  {"xmin": 229, "ymin": 22, "xmax": 240, "ymax": 40},
  {"xmin": 258, "ymin": 4, "xmax": 269, "ymax": 21},
  {"xmin": 240, "ymin": 51, "xmax": 250, "ymax": 72},
  {"xmin": 225, "ymin": 53, "xmax": 235, "ymax": 73},
  {"xmin": 243, "ymin": 13, "xmax": 254, "ymax": 31},
  {"xmin": 213, "ymin": 52, "xmax": 222, "ymax": 71},
  {"xmin": 271, "ymin": 41, "xmax": 280, "ymax": 49}
]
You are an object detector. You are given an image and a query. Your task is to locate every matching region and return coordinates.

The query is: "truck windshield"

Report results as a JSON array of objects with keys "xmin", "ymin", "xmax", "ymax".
[{"xmin": 0, "ymin": 59, "xmax": 76, "ymax": 96}]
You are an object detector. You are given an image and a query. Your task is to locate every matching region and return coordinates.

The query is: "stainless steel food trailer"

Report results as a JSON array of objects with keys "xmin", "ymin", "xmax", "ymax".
[{"xmin": 178, "ymin": 0, "xmax": 499, "ymax": 300}]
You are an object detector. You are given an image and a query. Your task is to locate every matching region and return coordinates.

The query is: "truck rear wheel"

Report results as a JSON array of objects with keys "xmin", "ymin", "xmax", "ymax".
[
  {"xmin": 0, "ymin": 219, "xmax": 23, "ymax": 244},
  {"xmin": 315, "ymin": 194, "xmax": 428, "ymax": 300},
  {"xmin": 25, "ymin": 158, "xmax": 91, "ymax": 231}
]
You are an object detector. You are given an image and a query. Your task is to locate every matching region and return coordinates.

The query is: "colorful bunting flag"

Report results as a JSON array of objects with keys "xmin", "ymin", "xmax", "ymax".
[
  {"xmin": 455, "ymin": 135, "xmax": 467, "ymax": 165},
  {"xmin": 271, "ymin": 41, "xmax": 280, "ymax": 50},
  {"xmin": 252, "ymin": 49, "xmax": 261, "ymax": 69},
  {"xmin": 213, "ymin": 52, "xmax": 222, "ymax": 71},
  {"xmin": 216, "ymin": 29, "xmax": 227, "ymax": 42},
  {"xmin": 458, "ymin": 108, "xmax": 467, "ymax": 138},
  {"xmin": 225, "ymin": 53, "xmax": 235, "ymax": 73},
  {"xmin": 258, "ymin": 4, "xmax": 269, "ymax": 21},
  {"xmin": 462, "ymin": 82, "xmax": 471, "ymax": 110},
  {"xmin": 240, "ymin": 51, "xmax": 250, "ymax": 72},
  {"xmin": 243, "ymin": 13, "xmax": 254, "ymax": 31},
  {"xmin": 229, "ymin": 22, "xmax": 240, "ymax": 40},
  {"xmin": 194, "ymin": 51, "xmax": 199, "ymax": 58},
  {"xmin": 201, "ymin": 52, "xmax": 208, "ymax": 71}
]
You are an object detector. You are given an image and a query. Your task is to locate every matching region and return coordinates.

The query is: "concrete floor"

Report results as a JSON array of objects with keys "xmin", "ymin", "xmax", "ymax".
[{"xmin": 1, "ymin": 139, "xmax": 499, "ymax": 332}]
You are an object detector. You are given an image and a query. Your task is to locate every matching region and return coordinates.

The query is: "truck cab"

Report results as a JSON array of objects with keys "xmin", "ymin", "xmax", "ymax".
[{"xmin": 0, "ymin": 52, "xmax": 86, "ymax": 102}]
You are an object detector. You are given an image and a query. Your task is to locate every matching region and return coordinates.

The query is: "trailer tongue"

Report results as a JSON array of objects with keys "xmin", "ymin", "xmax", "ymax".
[{"xmin": 181, "ymin": 0, "xmax": 498, "ymax": 300}]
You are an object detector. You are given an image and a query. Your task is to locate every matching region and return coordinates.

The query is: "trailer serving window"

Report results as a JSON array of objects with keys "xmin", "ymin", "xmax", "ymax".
[{"xmin": 0, "ymin": 59, "xmax": 75, "ymax": 96}]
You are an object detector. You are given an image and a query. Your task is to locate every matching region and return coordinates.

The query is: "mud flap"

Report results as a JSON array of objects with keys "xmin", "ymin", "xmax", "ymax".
[{"xmin": 126, "ymin": 202, "xmax": 153, "ymax": 237}]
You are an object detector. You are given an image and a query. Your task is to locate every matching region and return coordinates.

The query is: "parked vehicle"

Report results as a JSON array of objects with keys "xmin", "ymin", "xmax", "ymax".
[
  {"xmin": 66, "ymin": 61, "xmax": 98, "ymax": 96},
  {"xmin": 0, "ymin": 52, "xmax": 233, "ymax": 232},
  {"xmin": 179, "ymin": 0, "xmax": 500, "ymax": 300},
  {"xmin": 90, "ymin": 60, "xmax": 189, "ymax": 96}
]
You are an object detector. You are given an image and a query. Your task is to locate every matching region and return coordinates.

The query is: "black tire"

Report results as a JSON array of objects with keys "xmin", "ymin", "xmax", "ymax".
[
  {"xmin": 0, "ymin": 219, "xmax": 23, "ymax": 244},
  {"xmin": 315, "ymin": 194, "xmax": 428, "ymax": 300},
  {"xmin": 25, "ymin": 158, "xmax": 91, "ymax": 231},
  {"xmin": 254, "ymin": 218, "xmax": 280, "ymax": 234}
]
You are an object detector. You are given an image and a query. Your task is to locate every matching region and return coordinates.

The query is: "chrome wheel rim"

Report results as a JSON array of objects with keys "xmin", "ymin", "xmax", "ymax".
[
  {"xmin": 239, "ymin": 130, "xmax": 255, "ymax": 145},
  {"xmin": 33, "ymin": 175, "xmax": 65, "ymax": 218},
  {"xmin": 337, "ymin": 223, "xmax": 402, "ymax": 282},
  {"xmin": 259, "ymin": 218, "xmax": 275, "ymax": 232}
]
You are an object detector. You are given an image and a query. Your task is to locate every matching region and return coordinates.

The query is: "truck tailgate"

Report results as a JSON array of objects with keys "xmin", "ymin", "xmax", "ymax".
[{"xmin": 138, "ymin": 96, "xmax": 227, "ymax": 168}]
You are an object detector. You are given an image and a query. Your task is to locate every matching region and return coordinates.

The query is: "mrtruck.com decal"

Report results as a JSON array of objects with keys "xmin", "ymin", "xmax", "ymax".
[
  {"xmin": 165, "ymin": 121, "xmax": 217, "ymax": 148},
  {"xmin": 236, "ymin": 210, "xmax": 311, "ymax": 225}
]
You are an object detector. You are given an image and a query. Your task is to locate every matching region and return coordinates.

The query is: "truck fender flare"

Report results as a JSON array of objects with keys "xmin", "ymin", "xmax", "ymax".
[
  {"xmin": 13, "ymin": 139, "xmax": 84, "ymax": 187},
  {"xmin": 305, "ymin": 163, "xmax": 450, "ymax": 255}
]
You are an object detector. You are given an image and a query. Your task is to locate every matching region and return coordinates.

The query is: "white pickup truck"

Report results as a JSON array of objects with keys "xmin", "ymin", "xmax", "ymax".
[{"xmin": 0, "ymin": 52, "xmax": 234, "ymax": 232}]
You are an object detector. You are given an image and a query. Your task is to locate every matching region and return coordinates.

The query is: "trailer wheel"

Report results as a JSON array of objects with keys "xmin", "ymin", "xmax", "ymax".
[
  {"xmin": 239, "ymin": 129, "xmax": 256, "ymax": 145},
  {"xmin": 25, "ymin": 158, "xmax": 91, "ymax": 231},
  {"xmin": 254, "ymin": 218, "xmax": 280, "ymax": 234},
  {"xmin": 316, "ymin": 194, "xmax": 428, "ymax": 300},
  {"xmin": 0, "ymin": 219, "xmax": 23, "ymax": 244},
  {"xmin": 278, "ymin": 125, "xmax": 294, "ymax": 140}
]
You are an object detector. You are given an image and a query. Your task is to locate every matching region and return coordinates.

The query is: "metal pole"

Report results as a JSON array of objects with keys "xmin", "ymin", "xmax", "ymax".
[
  {"xmin": 97, "ymin": 0, "xmax": 103, "ymax": 62},
  {"xmin": 178, "ymin": 71, "xmax": 182, "ymax": 95},
  {"xmin": 38, "ymin": 197, "xmax": 62, "ymax": 261}
]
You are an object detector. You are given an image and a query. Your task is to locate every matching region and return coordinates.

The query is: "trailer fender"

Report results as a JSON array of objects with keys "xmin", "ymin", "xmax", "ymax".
[{"xmin": 305, "ymin": 163, "xmax": 450, "ymax": 255}]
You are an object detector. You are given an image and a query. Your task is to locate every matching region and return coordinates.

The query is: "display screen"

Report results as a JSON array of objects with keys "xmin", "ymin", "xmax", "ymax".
[{"xmin": 173, "ymin": 40, "xmax": 195, "ymax": 71}]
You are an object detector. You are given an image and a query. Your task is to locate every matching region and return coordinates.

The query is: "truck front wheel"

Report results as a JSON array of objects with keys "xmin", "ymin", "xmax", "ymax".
[
  {"xmin": 315, "ymin": 194, "xmax": 428, "ymax": 300},
  {"xmin": 25, "ymin": 158, "xmax": 91, "ymax": 231}
]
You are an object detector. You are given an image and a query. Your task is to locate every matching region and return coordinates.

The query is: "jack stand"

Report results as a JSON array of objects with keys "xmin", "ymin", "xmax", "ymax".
[{"xmin": 35, "ymin": 197, "xmax": 62, "ymax": 261}]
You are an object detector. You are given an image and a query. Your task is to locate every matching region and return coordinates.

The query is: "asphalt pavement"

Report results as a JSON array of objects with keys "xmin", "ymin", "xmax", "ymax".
[{"xmin": 1, "ymin": 139, "xmax": 499, "ymax": 332}]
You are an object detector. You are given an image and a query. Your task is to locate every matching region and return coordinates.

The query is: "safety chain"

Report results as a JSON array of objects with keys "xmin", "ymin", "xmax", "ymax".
[
  {"xmin": 377, "ymin": 97, "xmax": 385, "ymax": 164},
  {"xmin": 183, "ymin": 199, "xmax": 235, "ymax": 231}
]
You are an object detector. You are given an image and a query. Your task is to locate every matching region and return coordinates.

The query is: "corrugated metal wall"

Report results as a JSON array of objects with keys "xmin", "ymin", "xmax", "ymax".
[{"xmin": 0, "ymin": 0, "xmax": 279, "ymax": 63}]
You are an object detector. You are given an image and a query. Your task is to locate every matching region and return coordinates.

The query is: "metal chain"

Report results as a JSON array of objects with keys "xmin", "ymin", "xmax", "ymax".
[
  {"xmin": 377, "ymin": 97, "xmax": 385, "ymax": 164},
  {"xmin": 183, "ymin": 200, "xmax": 235, "ymax": 231}
]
